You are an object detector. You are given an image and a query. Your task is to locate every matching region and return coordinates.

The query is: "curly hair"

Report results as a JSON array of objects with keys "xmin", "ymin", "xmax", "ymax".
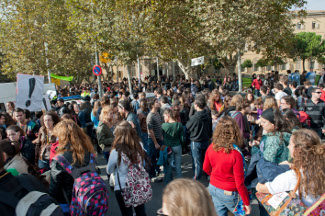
[
  {"xmin": 212, "ymin": 116, "xmax": 243, "ymax": 153},
  {"xmin": 112, "ymin": 121, "xmax": 146, "ymax": 166},
  {"xmin": 291, "ymin": 129, "xmax": 325, "ymax": 198},
  {"xmin": 53, "ymin": 119, "xmax": 94, "ymax": 165}
]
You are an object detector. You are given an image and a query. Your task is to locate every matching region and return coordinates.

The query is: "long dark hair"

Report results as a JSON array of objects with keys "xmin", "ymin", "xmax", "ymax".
[
  {"xmin": 283, "ymin": 109, "xmax": 301, "ymax": 129},
  {"xmin": 112, "ymin": 121, "xmax": 145, "ymax": 166}
]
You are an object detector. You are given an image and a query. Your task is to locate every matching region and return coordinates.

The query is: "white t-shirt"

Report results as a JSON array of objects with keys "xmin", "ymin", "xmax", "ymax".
[
  {"xmin": 275, "ymin": 91, "xmax": 288, "ymax": 101},
  {"xmin": 265, "ymin": 169, "xmax": 320, "ymax": 207}
]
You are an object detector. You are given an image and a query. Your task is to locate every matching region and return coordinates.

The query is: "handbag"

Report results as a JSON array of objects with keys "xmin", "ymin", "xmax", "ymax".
[
  {"xmin": 303, "ymin": 193, "xmax": 325, "ymax": 216},
  {"xmin": 256, "ymin": 167, "xmax": 307, "ymax": 216}
]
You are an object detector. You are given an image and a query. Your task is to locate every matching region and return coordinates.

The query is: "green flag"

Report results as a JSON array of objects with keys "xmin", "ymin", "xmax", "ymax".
[{"xmin": 50, "ymin": 74, "xmax": 74, "ymax": 81}]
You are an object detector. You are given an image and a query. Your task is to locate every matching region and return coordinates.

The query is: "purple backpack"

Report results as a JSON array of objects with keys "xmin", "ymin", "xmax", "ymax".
[{"xmin": 53, "ymin": 153, "xmax": 109, "ymax": 216}]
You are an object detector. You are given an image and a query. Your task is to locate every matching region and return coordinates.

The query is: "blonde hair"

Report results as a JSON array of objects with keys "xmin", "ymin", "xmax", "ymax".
[
  {"xmin": 162, "ymin": 179, "xmax": 216, "ymax": 216},
  {"xmin": 99, "ymin": 105, "xmax": 114, "ymax": 123},
  {"xmin": 263, "ymin": 96, "xmax": 278, "ymax": 110},
  {"xmin": 53, "ymin": 119, "xmax": 94, "ymax": 165}
]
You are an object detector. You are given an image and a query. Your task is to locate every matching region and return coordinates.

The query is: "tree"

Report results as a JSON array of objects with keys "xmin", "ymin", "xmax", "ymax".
[
  {"xmin": 241, "ymin": 59, "xmax": 253, "ymax": 68},
  {"xmin": 285, "ymin": 32, "xmax": 325, "ymax": 71},
  {"xmin": 256, "ymin": 59, "xmax": 269, "ymax": 68}
]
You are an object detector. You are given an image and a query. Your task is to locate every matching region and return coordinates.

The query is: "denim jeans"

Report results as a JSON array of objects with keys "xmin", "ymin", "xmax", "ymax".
[
  {"xmin": 191, "ymin": 140, "xmax": 209, "ymax": 180},
  {"xmin": 164, "ymin": 145, "xmax": 182, "ymax": 184},
  {"xmin": 255, "ymin": 89, "xmax": 260, "ymax": 97},
  {"xmin": 141, "ymin": 132, "xmax": 149, "ymax": 153},
  {"xmin": 148, "ymin": 138, "xmax": 163, "ymax": 178},
  {"xmin": 208, "ymin": 184, "xmax": 239, "ymax": 216}
]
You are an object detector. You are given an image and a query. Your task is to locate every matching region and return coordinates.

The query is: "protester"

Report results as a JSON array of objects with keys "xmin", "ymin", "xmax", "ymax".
[
  {"xmin": 300, "ymin": 87, "xmax": 325, "ymax": 137},
  {"xmin": 252, "ymin": 74, "xmax": 263, "ymax": 96},
  {"xmin": 186, "ymin": 94, "xmax": 212, "ymax": 180},
  {"xmin": 49, "ymin": 119, "xmax": 95, "ymax": 204},
  {"xmin": 0, "ymin": 140, "xmax": 29, "ymax": 175},
  {"xmin": 6, "ymin": 125, "xmax": 35, "ymax": 165},
  {"xmin": 34, "ymin": 111, "xmax": 60, "ymax": 169},
  {"xmin": 107, "ymin": 121, "xmax": 149, "ymax": 216},
  {"xmin": 159, "ymin": 178, "xmax": 216, "ymax": 216},
  {"xmin": 5, "ymin": 102, "xmax": 15, "ymax": 118},
  {"xmin": 257, "ymin": 129, "xmax": 325, "ymax": 207},
  {"xmin": 162, "ymin": 109, "xmax": 184, "ymax": 182},
  {"xmin": 14, "ymin": 108, "xmax": 39, "ymax": 141},
  {"xmin": 97, "ymin": 105, "xmax": 115, "ymax": 162},
  {"xmin": 203, "ymin": 116, "xmax": 251, "ymax": 216}
]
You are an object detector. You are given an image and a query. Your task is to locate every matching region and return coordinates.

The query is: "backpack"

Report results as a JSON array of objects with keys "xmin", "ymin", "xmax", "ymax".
[
  {"xmin": 0, "ymin": 174, "xmax": 63, "ymax": 216},
  {"xmin": 116, "ymin": 154, "xmax": 152, "ymax": 208},
  {"xmin": 53, "ymin": 153, "xmax": 109, "ymax": 216}
]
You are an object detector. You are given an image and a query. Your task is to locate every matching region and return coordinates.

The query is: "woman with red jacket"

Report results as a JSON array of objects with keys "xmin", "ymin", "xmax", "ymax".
[{"xmin": 203, "ymin": 116, "xmax": 251, "ymax": 216}]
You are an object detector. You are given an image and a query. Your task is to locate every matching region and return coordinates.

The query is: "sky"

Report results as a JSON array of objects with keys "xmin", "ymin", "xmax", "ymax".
[{"xmin": 294, "ymin": 0, "xmax": 325, "ymax": 10}]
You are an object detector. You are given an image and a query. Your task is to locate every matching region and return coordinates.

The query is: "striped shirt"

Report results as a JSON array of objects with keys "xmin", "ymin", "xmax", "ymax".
[
  {"xmin": 147, "ymin": 111, "xmax": 163, "ymax": 142},
  {"xmin": 302, "ymin": 99, "xmax": 325, "ymax": 129}
]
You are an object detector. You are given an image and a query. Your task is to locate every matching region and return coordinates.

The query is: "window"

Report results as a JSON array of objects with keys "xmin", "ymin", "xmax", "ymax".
[
  {"xmin": 296, "ymin": 60, "xmax": 301, "ymax": 70},
  {"xmin": 312, "ymin": 22, "xmax": 316, "ymax": 29},
  {"xmin": 297, "ymin": 23, "xmax": 301, "ymax": 30},
  {"xmin": 254, "ymin": 64, "xmax": 258, "ymax": 72},
  {"xmin": 267, "ymin": 65, "xmax": 271, "ymax": 71},
  {"xmin": 281, "ymin": 63, "xmax": 287, "ymax": 70}
]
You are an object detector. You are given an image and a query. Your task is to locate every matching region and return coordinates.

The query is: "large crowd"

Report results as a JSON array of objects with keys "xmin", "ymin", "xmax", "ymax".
[{"xmin": 0, "ymin": 68, "xmax": 325, "ymax": 216}]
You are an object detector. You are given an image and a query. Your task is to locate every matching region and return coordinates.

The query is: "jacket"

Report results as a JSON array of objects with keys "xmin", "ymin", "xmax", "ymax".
[
  {"xmin": 97, "ymin": 121, "xmax": 114, "ymax": 152},
  {"xmin": 4, "ymin": 154, "xmax": 29, "ymax": 175},
  {"xmin": 49, "ymin": 150, "xmax": 91, "ymax": 204},
  {"xmin": 162, "ymin": 122, "xmax": 184, "ymax": 147},
  {"xmin": 0, "ymin": 171, "xmax": 48, "ymax": 216},
  {"xmin": 186, "ymin": 109, "xmax": 212, "ymax": 142}
]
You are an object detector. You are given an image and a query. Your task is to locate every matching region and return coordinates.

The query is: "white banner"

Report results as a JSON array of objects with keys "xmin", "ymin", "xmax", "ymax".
[
  {"xmin": 16, "ymin": 74, "xmax": 44, "ymax": 111},
  {"xmin": 191, "ymin": 56, "xmax": 204, "ymax": 66}
]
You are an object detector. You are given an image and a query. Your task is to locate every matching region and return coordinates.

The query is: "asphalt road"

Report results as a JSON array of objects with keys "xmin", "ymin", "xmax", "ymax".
[{"xmin": 97, "ymin": 153, "xmax": 261, "ymax": 216}]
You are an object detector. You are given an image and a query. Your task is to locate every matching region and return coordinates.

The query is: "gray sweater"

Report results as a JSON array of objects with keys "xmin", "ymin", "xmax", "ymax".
[{"xmin": 106, "ymin": 149, "xmax": 128, "ymax": 191}]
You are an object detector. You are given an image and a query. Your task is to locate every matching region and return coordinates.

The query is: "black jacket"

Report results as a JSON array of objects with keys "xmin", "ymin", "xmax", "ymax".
[
  {"xmin": 0, "ymin": 171, "xmax": 49, "ymax": 216},
  {"xmin": 186, "ymin": 109, "xmax": 212, "ymax": 142},
  {"xmin": 49, "ymin": 150, "xmax": 91, "ymax": 204}
]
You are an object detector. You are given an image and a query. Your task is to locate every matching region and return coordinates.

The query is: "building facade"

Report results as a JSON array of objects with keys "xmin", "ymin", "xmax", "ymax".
[{"xmin": 241, "ymin": 10, "xmax": 325, "ymax": 75}]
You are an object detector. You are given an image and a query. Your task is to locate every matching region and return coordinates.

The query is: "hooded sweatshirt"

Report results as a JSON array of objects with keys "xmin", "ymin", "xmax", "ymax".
[
  {"xmin": 162, "ymin": 122, "xmax": 184, "ymax": 147},
  {"xmin": 186, "ymin": 109, "xmax": 212, "ymax": 142}
]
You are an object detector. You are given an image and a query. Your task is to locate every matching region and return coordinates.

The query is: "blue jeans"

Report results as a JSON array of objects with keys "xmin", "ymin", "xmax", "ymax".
[
  {"xmin": 255, "ymin": 89, "xmax": 260, "ymax": 97},
  {"xmin": 148, "ymin": 138, "xmax": 163, "ymax": 178},
  {"xmin": 190, "ymin": 140, "xmax": 209, "ymax": 180},
  {"xmin": 208, "ymin": 184, "xmax": 239, "ymax": 216},
  {"xmin": 164, "ymin": 145, "xmax": 182, "ymax": 183},
  {"xmin": 141, "ymin": 132, "xmax": 149, "ymax": 153}
]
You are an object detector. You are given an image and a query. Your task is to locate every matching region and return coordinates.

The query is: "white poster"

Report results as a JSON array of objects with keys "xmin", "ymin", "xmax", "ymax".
[
  {"xmin": 191, "ymin": 56, "xmax": 204, "ymax": 66},
  {"xmin": 16, "ymin": 74, "xmax": 44, "ymax": 111}
]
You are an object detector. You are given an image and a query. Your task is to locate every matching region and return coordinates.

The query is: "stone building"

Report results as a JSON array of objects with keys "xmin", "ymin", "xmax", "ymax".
[{"xmin": 241, "ymin": 10, "xmax": 325, "ymax": 74}]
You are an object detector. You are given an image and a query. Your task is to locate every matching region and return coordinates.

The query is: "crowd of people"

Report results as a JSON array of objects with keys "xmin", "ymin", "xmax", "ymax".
[{"xmin": 0, "ymin": 69, "xmax": 324, "ymax": 216}]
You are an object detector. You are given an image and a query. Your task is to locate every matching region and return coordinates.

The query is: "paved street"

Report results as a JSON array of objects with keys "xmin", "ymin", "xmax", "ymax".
[{"xmin": 97, "ymin": 153, "xmax": 261, "ymax": 216}]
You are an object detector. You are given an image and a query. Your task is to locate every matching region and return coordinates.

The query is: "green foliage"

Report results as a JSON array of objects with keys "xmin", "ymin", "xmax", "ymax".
[
  {"xmin": 284, "ymin": 32, "xmax": 325, "ymax": 71},
  {"xmin": 241, "ymin": 59, "xmax": 253, "ymax": 68},
  {"xmin": 256, "ymin": 59, "xmax": 269, "ymax": 68},
  {"xmin": 0, "ymin": 0, "xmax": 308, "ymax": 80}
]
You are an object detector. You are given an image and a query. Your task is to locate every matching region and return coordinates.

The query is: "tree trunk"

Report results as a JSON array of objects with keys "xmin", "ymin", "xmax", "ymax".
[
  {"xmin": 176, "ymin": 59, "xmax": 190, "ymax": 79},
  {"xmin": 127, "ymin": 64, "xmax": 133, "ymax": 95},
  {"xmin": 303, "ymin": 59, "xmax": 306, "ymax": 72}
]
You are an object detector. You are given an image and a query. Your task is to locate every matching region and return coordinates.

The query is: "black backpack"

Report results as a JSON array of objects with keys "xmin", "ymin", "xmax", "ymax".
[{"xmin": 0, "ymin": 174, "xmax": 63, "ymax": 216}]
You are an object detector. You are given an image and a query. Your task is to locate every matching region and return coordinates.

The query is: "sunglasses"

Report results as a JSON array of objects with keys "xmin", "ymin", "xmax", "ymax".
[{"xmin": 314, "ymin": 92, "xmax": 322, "ymax": 94}]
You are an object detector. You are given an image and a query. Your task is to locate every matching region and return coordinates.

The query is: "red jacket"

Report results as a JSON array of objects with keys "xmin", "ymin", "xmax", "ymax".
[
  {"xmin": 252, "ymin": 79, "xmax": 263, "ymax": 90},
  {"xmin": 203, "ymin": 144, "xmax": 250, "ymax": 205}
]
